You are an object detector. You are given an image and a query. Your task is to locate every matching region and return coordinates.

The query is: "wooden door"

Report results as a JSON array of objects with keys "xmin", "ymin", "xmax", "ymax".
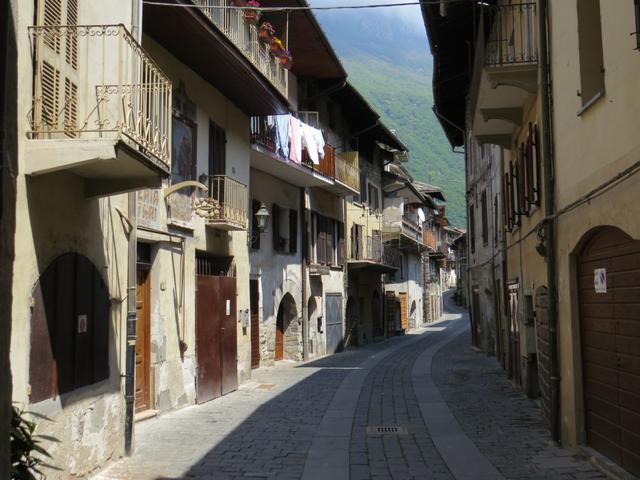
[
  {"xmin": 196, "ymin": 274, "xmax": 222, "ymax": 403},
  {"xmin": 250, "ymin": 279, "xmax": 260, "ymax": 369},
  {"xmin": 275, "ymin": 306, "xmax": 284, "ymax": 361},
  {"xmin": 399, "ymin": 292, "xmax": 408, "ymax": 332},
  {"xmin": 384, "ymin": 291, "xmax": 395, "ymax": 337},
  {"xmin": 579, "ymin": 228, "xmax": 640, "ymax": 476},
  {"xmin": 135, "ymin": 268, "xmax": 151, "ymax": 413}
]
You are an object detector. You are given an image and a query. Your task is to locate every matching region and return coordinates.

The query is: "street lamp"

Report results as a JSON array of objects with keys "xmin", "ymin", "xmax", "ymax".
[{"xmin": 249, "ymin": 202, "xmax": 270, "ymax": 245}]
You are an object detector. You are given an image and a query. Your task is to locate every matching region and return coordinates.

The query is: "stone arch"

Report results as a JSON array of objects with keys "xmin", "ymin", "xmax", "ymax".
[{"xmin": 275, "ymin": 293, "xmax": 301, "ymax": 361}]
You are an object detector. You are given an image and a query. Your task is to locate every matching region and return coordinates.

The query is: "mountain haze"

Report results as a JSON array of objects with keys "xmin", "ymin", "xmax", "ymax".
[{"xmin": 312, "ymin": 5, "xmax": 466, "ymax": 227}]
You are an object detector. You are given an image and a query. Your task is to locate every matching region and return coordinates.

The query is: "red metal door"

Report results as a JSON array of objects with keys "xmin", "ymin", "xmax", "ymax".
[
  {"xmin": 219, "ymin": 276, "xmax": 238, "ymax": 396},
  {"xmin": 250, "ymin": 279, "xmax": 260, "ymax": 369},
  {"xmin": 196, "ymin": 275, "xmax": 222, "ymax": 403}
]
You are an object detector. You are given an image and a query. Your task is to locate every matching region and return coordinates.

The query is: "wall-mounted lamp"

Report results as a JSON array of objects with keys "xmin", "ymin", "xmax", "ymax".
[{"xmin": 249, "ymin": 202, "xmax": 270, "ymax": 245}]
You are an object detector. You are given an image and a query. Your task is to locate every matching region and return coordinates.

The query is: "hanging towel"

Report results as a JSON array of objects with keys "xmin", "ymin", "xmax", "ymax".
[
  {"xmin": 289, "ymin": 116, "xmax": 302, "ymax": 164},
  {"xmin": 312, "ymin": 127, "xmax": 325, "ymax": 160},
  {"xmin": 301, "ymin": 122, "xmax": 319, "ymax": 164},
  {"xmin": 275, "ymin": 114, "xmax": 290, "ymax": 158}
]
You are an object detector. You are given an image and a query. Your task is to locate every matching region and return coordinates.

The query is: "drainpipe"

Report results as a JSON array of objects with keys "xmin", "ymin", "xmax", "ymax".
[
  {"xmin": 124, "ymin": 0, "xmax": 143, "ymax": 455},
  {"xmin": 538, "ymin": 0, "xmax": 560, "ymax": 443},
  {"xmin": 300, "ymin": 187, "xmax": 308, "ymax": 361}
]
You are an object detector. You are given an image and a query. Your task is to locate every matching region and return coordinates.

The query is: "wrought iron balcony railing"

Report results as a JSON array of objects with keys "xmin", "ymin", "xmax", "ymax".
[
  {"xmin": 29, "ymin": 24, "xmax": 172, "ymax": 168},
  {"xmin": 193, "ymin": 0, "xmax": 287, "ymax": 97},
  {"xmin": 485, "ymin": 2, "xmax": 537, "ymax": 67},
  {"xmin": 349, "ymin": 235, "xmax": 399, "ymax": 268},
  {"xmin": 195, "ymin": 175, "xmax": 248, "ymax": 230}
]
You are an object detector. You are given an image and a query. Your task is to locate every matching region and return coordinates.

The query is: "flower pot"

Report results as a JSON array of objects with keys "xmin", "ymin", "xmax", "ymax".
[
  {"xmin": 244, "ymin": 9, "xmax": 260, "ymax": 25},
  {"xmin": 279, "ymin": 55, "xmax": 293, "ymax": 70},
  {"xmin": 259, "ymin": 29, "xmax": 273, "ymax": 44}
]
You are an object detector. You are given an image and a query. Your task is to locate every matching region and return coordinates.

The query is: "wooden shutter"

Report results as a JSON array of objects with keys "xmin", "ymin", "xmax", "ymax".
[
  {"xmin": 533, "ymin": 125, "xmax": 542, "ymax": 206},
  {"xmin": 209, "ymin": 121, "xmax": 226, "ymax": 175},
  {"xmin": 272, "ymin": 203, "xmax": 281, "ymax": 252},
  {"xmin": 251, "ymin": 199, "xmax": 261, "ymax": 250},
  {"xmin": 359, "ymin": 173, "xmax": 367, "ymax": 203},
  {"xmin": 337, "ymin": 221, "xmax": 344, "ymax": 266},
  {"xmin": 289, "ymin": 209, "xmax": 298, "ymax": 254},
  {"xmin": 317, "ymin": 216, "xmax": 326, "ymax": 264},
  {"xmin": 36, "ymin": 0, "xmax": 79, "ymax": 135}
]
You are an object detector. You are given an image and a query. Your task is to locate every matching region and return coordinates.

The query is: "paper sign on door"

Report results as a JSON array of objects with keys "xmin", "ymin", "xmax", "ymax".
[
  {"xmin": 226, "ymin": 299, "xmax": 231, "ymax": 316},
  {"xmin": 594, "ymin": 268, "xmax": 607, "ymax": 294}
]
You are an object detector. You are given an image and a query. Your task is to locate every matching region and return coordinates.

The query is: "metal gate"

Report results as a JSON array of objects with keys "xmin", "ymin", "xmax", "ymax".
[
  {"xmin": 578, "ymin": 228, "xmax": 640, "ymax": 475},
  {"xmin": 325, "ymin": 293, "xmax": 343, "ymax": 355},
  {"xmin": 195, "ymin": 255, "xmax": 237, "ymax": 404}
]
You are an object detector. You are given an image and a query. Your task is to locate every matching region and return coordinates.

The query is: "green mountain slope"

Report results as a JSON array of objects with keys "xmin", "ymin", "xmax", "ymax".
[{"xmin": 312, "ymin": 8, "xmax": 466, "ymax": 227}]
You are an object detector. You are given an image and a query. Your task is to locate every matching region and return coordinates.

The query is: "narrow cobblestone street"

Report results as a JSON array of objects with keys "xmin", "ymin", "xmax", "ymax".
[{"xmin": 93, "ymin": 294, "xmax": 606, "ymax": 480}]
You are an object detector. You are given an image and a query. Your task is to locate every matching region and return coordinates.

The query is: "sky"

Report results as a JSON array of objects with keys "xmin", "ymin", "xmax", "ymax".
[{"xmin": 308, "ymin": 0, "xmax": 427, "ymax": 34}]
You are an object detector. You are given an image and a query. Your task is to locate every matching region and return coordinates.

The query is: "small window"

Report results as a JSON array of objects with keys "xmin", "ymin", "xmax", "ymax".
[{"xmin": 577, "ymin": 0, "xmax": 605, "ymax": 109}]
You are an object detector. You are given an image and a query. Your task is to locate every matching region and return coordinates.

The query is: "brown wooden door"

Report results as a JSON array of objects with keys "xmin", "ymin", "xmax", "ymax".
[
  {"xmin": 250, "ymin": 280, "xmax": 260, "ymax": 369},
  {"xmin": 275, "ymin": 306, "xmax": 284, "ymax": 361},
  {"xmin": 579, "ymin": 228, "xmax": 640, "ymax": 476},
  {"xmin": 399, "ymin": 292, "xmax": 408, "ymax": 332},
  {"xmin": 135, "ymin": 268, "xmax": 151, "ymax": 413}
]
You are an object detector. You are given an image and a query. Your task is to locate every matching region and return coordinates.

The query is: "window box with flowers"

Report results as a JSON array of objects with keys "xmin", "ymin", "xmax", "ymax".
[{"xmin": 244, "ymin": 0, "xmax": 261, "ymax": 25}]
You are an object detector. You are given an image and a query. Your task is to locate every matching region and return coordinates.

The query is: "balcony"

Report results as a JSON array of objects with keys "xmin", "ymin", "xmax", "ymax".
[
  {"xmin": 348, "ymin": 235, "xmax": 398, "ymax": 274},
  {"xmin": 250, "ymin": 115, "xmax": 358, "ymax": 195},
  {"xmin": 191, "ymin": 0, "xmax": 287, "ymax": 97},
  {"xmin": 195, "ymin": 175, "xmax": 248, "ymax": 230},
  {"xmin": 383, "ymin": 216, "xmax": 425, "ymax": 250},
  {"xmin": 423, "ymin": 228, "xmax": 438, "ymax": 251},
  {"xmin": 470, "ymin": 3, "xmax": 538, "ymax": 148},
  {"xmin": 27, "ymin": 25, "xmax": 171, "ymax": 196}
]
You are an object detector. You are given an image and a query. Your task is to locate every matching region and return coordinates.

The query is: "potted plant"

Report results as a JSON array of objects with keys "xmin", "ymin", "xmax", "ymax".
[
  {"xmin": 279, "ymin": 50, "xmax": 293, "ymax": 69},
  {"xmin": 244, "ymin": 0, "xmax": 261, "ymax": 25},
  {"xmin": 259, "ymin": 22, "xmax": 275, "ymax": 44},
  {"xmin": 269, "ymin": 36, "xmax": 286, "ymax": 57}
]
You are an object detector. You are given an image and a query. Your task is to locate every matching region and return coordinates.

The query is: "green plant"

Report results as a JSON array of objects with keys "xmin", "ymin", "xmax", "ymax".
[{"xmin": 10, "ymin": 406, "xmax": 58, "ymax": 479}]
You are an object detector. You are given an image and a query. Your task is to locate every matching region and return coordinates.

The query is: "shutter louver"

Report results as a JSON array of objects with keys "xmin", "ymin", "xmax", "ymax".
[{"xmin": 41, "ymin": 62, "xmax": 60, "ymax": 129}]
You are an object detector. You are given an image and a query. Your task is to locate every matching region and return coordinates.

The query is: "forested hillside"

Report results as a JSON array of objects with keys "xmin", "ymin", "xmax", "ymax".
[{"xmin": 313, "ymin": 6, "xmax": 466, "ymax": 226}]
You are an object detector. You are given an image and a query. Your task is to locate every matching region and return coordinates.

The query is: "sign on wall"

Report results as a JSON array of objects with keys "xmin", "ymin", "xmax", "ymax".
[
  {"xmin": 137, "ymin": 189, "xmax": 161, "ymax": 230},
  {"xmin": 594, "ymin": 268, "xmax": 607, "ymax": 294},
  {"xmin": 168, "ymin": 116, "xmax": 197, "ymax": 228}
]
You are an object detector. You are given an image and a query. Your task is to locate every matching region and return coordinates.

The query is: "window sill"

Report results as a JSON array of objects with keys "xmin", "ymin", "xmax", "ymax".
[{"xmin": 577, "ymin": 90, "xmax": 604, "ymax": 117}]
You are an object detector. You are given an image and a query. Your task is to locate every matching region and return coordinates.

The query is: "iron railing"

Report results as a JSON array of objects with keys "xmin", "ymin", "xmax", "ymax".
[
  {"xmin": 335, "ymin": 152, "xmax": 359, "ymax": 192},
  {"xmin": 485, "ymin": 3, "xmax": 537, "ymax": 67},
  {"xmin": 349, "ymin": 234, "xmax": 399, "ymax": 268},
  {"xmin": 193, "ymin": 0, "xmax": 287, "ymax": 97},
  {"xmin": 195, "ymin": 175, "xmax": 248, "ymax": 229},
  {"xmin": 29, "ymin": 25, "xmax": 172, "ymax": 168}
]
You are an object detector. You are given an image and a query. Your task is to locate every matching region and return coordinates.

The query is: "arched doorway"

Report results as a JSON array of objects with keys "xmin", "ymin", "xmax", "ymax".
[
  {"xmin": 275, "ymin": 293, "xmax": 300, "ymax": 361},
  {"xmin": 30, "ymin": 253, "xmax": 110, "ymax": 403},
  {"xmin": 578, "ymin": 227, "xmax": 640, "ymax": 475}
]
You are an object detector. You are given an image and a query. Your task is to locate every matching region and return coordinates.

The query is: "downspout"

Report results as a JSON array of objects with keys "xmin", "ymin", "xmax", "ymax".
[
  {"xmin": 538, "ymin": 0, "xmax": 560, "ymax": 443},
  {"xmin": 300, "ymin": 187, "xmax": 308, "ymax": 361},
  {"xmin": 125, "ymin": 0, "xmax": 143, "ymax": 455}
]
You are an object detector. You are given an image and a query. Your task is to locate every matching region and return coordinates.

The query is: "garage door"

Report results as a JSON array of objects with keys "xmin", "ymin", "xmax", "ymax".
[
  {"xmin": 325, "ymin": 293, "xmax": 343, "ymax": 355},
  {"xmin": 578, "ymin": 227, "xmax": 640, "ymax": 476}
]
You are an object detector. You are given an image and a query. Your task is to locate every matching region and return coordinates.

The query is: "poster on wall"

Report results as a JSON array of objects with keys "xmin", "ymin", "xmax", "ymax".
[{"xmin": 167, "ymin": 116, "xmax": 197, "ymax": 229}]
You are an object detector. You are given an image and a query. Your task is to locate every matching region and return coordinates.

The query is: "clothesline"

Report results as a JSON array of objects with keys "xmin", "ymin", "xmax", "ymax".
[{"xmin": 267, "ymin": 114, "xmax": 325, "ymax": 166}]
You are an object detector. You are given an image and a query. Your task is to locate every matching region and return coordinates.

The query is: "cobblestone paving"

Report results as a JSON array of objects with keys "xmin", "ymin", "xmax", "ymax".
[
  {"xmin": 350, "ymin": 327, "xmax": 456, "ymax": 480},
  {"xmin": 94, "ymin": 336, "xmax": 417, "ymax": 480},
  {"xmin": 95, "ymin": 295, "xmax": 610, "ymax": 480},
  {"xmin": 432, "ymin": 313, "xmax": 606, "ymax": 479}
]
